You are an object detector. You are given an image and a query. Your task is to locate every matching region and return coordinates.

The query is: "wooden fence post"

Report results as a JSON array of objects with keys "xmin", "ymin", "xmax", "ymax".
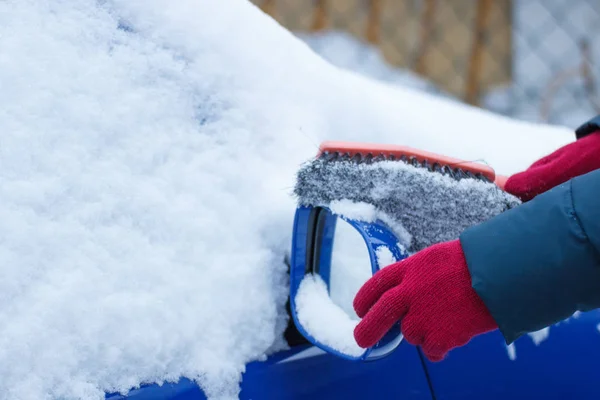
[
  {"xmin": 465, "ymin": 0, "xmax": 493, "ymax": 105},
  {"xmin": 413, "ymin": 0, "xmax": 437, "ymax": 76},
  {"xmin": 260, "ymin": 0, "xmax": 276, "ymax": 17},
  {"xmin": 366, "ymin": 0, "xmax": 382, "ymax": 44},
  {"xmin": 312, "ymin": 0, "xmax": 328, "ymax": 31}
]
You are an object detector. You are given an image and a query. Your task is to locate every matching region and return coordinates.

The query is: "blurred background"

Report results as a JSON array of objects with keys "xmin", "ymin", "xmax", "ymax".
[{"xmin": 251, "ymin": 0, "xmax": 600, "ymax": 129}]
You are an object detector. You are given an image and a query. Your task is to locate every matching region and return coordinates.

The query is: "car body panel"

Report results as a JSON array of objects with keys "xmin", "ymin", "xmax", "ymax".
[
  {"xmin": 105, "ymin": 309, "xmax": 600, "ymax": 400},
  {"xmin": 106, "ymin": 341, "xmax": 432, "ymax": 399},
  {"xmin": 425, "ymin": 310, "xmax": 600, "ymax": 400}
]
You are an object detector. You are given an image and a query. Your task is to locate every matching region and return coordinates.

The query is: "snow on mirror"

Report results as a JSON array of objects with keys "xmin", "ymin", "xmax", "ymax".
[{"xmin": 290, "ymin": 206, "xmax": 407, "ymax": 361}]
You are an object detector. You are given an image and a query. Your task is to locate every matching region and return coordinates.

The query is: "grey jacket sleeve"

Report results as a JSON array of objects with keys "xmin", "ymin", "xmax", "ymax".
[{"xmin": 459, "ymin": 169, "xmax": 600, "ymax": 344}]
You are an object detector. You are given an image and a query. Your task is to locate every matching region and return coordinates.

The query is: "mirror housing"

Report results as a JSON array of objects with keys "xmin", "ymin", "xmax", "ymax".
[{"xmin": 289, "ymin": 205, "xmax": 409, "ymax": 361}]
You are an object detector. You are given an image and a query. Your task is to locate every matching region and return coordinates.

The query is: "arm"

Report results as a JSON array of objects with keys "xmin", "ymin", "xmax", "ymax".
[
  {"xmin": 353, "ymin": 127, "xmax": 600, "ymax": 362},
  {"xmin": 460, "ymin": 168, "xmax": 600, "ymax": 343}
]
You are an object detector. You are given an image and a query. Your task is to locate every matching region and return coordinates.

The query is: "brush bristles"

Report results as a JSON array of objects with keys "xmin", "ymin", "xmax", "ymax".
[
  {"xmin": 319, "ymin": 151, "xmax": 492, "ymax": 183},
  {"xmin": 294, "ymin": 156, "xmax": 521, "ymax": 252}
]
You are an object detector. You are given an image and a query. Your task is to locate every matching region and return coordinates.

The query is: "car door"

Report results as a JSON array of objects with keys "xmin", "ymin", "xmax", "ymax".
[
  {"xmin": 422, "ymin": 310, "xmax": 600, "ymax": 400},
  {"xmin": 106, "ymin": 328, "xmax": 433, "ymax": 400}
]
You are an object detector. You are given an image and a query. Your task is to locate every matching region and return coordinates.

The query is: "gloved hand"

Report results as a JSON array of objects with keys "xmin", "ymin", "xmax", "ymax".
[
  {"xmin": 504, "ymin": 131, "xmax": 600, "ymax": 201},
  {"xmin": 353, "ymin": 240, "xmax": 497, "ymax": 362}
]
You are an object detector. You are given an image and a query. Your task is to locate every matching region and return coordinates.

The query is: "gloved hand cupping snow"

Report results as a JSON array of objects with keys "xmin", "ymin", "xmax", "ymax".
[
  {"xmin": 353, "ymin": 240, "xmax": 498, "ymax": 362},
  {"xmin": 504, "ymin": 130, "xmax": 600, "ymax": 201}
]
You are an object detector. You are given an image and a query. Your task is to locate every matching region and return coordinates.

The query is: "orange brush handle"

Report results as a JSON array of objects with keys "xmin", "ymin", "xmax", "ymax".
[
  {"xmin": 318, "ymin": 141, "xmax": 499, "ymax": 184},
  {"xmin": 494, "ymin": 175, "xmax": 508, "ymax": 190}
]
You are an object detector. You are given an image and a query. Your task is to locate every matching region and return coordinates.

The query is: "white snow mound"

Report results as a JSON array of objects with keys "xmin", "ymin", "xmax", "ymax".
[
  {"xmin": 295, "ymin": 274, "xmax": 364, "ymax": 357},
  {"xmin": 0, "ymin": 0, "xmax": 576, "ymax": 399}
]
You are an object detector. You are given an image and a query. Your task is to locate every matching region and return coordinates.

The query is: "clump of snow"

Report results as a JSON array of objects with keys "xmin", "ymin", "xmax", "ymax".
[
  {"xmin": 329, "ymin": 199, "xmax": 377, "ymax": 221},
  {"xmin": 0, "ymin": 0, "xmax": 581, "ymax": 398},
  {"xmin": 329, "ymin": 217, "xmax": 373, "ymax": 318},
  {"xmin": 397, "ymin": 243, "xmax": 408, "ymax": 256},
  {"xmin": 329, "ymin": 200, "xmax": 412, "ymax": 247},
  {"xmin": 506, "ymin": 343, "xmax": 517, "ymax": 361},
  {"xmin": 528, "ymin": 327, "xmax": 551, "ymax": 346},
  {"xmin": 294, "ymin": 274, "xmax": 364, "ymax": 357},
  {"xmin": 376, "ymin": 246, "xmax": 397, "ymax": 269},
  {"xmin": 507, "ymin": 326, "xmax": 560, "ymax": 360},
  {"xmin": 506, "ymin": 313, "xmax": 586, "ymax": 360}
]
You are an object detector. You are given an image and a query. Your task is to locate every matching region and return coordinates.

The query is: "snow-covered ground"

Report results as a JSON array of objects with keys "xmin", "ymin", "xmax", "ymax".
[{"xmin": 0, "ymin": 0, "xmax": 577, "ymax": 399}]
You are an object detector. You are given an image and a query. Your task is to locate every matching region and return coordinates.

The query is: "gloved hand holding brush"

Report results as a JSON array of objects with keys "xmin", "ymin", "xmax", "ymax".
[{"xmin": 354, "ymin": 120, "xmax": 600, "ymax": 362}]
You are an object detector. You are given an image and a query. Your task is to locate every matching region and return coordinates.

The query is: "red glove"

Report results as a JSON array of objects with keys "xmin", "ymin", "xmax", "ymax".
[
  {"xmin": 353, "ymin": 240, "xmax": 497, "ymax": 362},
  {"xmin": 504, "ymin": 131, "xmax": 600, "ymax": 201}
]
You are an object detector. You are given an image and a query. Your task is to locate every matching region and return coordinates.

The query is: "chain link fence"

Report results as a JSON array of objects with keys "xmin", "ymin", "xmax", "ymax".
[{"xmin": 251, "ymin": 0, "xmax": 600, "ymax": 128}]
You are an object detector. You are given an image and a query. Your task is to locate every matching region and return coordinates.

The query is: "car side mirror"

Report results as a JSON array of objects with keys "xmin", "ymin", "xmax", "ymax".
[{"xmin": 289, "ymin": 205, "xmax": 408, "ymax": 361}]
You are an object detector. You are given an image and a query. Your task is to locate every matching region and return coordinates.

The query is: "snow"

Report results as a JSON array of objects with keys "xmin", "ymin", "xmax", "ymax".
[
  {"xmin": 528, "ymin": 327, "xmax": 551, "ymax": 346},
  {"xmin": 295, "ymin": 156, "xmax": 521, "ymax": 252},
  {"xmin": 297, "ymin": 30, "xmax": 453, "ymax": 100},
  {"xmin": 329, "ymin": 199, "xmax": 377, "ymax": 222},
  {"xmin": 0, "ymin": 0, "xmax": 581, "ymax": 399},
  {"xmin": 506, "ymin": 343, "xmax": 517, "ymax": 361},
  {"xmin": 328, "ymin": 199, "xmax": 412, "ymax": 247},
  {"xmin": 507, "ymin": 326, "xmax": 563, "ymax": 361},
  {"xmin": 375, "ymin": 246, "xmax": 397, "ymax": 269},
  {"xmin": 298, "ymin": 16, "xmax": 600, "ymax": 131},
  {"xmin": 294, "ymin": 274, "xmax": 364, "ymax": 357}
]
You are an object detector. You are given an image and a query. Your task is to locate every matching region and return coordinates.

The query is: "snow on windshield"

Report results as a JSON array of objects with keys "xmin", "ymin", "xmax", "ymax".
[{"xmin": 0, "ymin": 0, "xmax": 574, "ymax": 399}]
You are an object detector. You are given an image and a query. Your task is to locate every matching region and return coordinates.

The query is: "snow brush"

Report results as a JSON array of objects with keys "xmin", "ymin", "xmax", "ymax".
[{"xmin": 293, "ymin": 141, "xmax": 521, "ymax": 253}]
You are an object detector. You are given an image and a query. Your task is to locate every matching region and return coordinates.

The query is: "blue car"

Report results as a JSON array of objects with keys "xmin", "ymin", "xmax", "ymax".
[
  {"xmin": 105, "ymin": 309, "xmax": 600, "ymax": 399},
  {"xmin": 107, "ymin": 206, "xmax": 600, "ymax": 400}
]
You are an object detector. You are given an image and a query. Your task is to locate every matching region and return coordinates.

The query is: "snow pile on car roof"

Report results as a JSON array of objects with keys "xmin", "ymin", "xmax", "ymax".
[{"xmin": 0, "ymin": 0, "xmax": 574, "ymax": 399}]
